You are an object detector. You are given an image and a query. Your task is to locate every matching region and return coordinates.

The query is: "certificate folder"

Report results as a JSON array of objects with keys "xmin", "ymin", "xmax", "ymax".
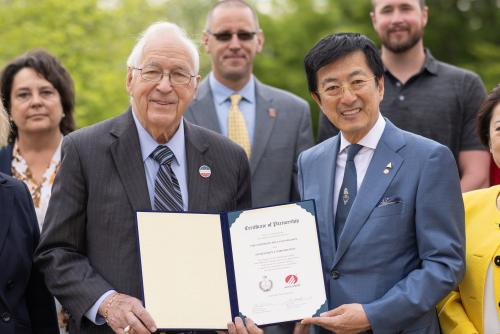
[{"xmin": 136, "ymin": 200, "xmax": 326, "ymax": 331}]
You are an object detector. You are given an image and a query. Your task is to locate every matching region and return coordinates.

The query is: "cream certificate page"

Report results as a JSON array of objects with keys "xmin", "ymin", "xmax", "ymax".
[
  {"xmin": 137, "ymin": 212, "xmax": 232, "ymax": 329},
  {"xmin": 228, "ymin": 202, "xmax": 326, "ymax": 325}
]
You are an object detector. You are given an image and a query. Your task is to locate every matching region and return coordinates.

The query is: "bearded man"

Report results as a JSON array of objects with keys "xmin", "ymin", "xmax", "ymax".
[{"xmin": 318, "ymin": 0, "xmax": 490, "ymax": 192}]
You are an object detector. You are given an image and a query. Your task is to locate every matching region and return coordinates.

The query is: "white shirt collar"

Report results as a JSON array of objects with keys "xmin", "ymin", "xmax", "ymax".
[
  {"xmin": 339, "ymin": 113, "xmax": 386, "ymax": 153},
  {"xmin": 131, "ymin": 109, "xmax": 185, "ymax": 165}
]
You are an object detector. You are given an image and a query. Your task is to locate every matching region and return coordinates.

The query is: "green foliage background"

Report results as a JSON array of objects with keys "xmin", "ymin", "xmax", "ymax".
[{"xmin": 1, "ymin": 0, "xmax": 499, "ymax": 135}]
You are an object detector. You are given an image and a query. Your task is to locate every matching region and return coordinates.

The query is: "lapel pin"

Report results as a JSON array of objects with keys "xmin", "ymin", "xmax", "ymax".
[
  {"xmin": 199, "ymin": 165, "xmax": 211, "ymax": 178},
  {"xmin": 342, "ymin": 188, "xmax": 350, "ymax": 205},
  {"xmin": 383, "ymin": 162, "xmax": 393, "ymax": 174},
  {"xmin": 268, "ymin": 108, "xmax": 277, "ymax": 118}
]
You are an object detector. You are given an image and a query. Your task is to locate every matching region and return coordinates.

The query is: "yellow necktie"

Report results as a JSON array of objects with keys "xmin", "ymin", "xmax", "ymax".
[{"xmin": 228, "ymin": 94, "xmax": 251, "ymax": 158}]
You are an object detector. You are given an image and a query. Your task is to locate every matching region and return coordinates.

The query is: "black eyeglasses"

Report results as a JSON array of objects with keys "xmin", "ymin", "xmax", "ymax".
[{"xmin": 207, "ymin": 30, "xmax": 257, "ymax": 42}]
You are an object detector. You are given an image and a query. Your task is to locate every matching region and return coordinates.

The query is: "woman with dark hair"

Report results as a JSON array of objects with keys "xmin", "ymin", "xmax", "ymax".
[
  {"xmin": 0, "ymin": 49, "xmax": 75, "ymax": 334},
  {"xmin": 0, "ymin": 97, "xmax": 59, "ymax": 334},
  {"xmin": 0, "ymin": 49, "xmax": 75, "ymax": 227},
  {"xmin": 438, "ymin": 85, "xmax": 500, "ymax": 333}
]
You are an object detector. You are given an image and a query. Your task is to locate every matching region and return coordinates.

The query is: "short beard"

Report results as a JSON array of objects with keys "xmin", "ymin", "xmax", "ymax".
[{"xmin": 380, "ymin": 30, "xmax": 423, "ymax": 53}]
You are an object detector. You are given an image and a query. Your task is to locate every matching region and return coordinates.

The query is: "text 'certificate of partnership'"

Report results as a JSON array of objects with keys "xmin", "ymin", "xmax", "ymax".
[
  {"xmin": 228, "ymin": 201, "xmax": 326, "ymax": 325},
  {"xmin": 136, "ymin": 200, "xmax": 326, "ymax": 330}
]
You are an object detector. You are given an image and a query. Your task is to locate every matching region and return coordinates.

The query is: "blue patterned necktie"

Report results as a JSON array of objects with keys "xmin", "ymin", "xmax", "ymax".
[
  {"xmin": 151, "ymin": 145, "xmax": 183, "ymax": 211},
  {"xmin": 335, "ymin": 144, "xmax": 363, "ymax": 246}
]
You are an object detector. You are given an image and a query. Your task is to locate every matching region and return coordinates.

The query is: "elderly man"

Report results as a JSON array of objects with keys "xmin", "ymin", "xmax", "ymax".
[
  {"xmin": 185, "ymin": 0, "xmax": 313, "ymax": 208},
  {"xmin": 35, "ymin": 22, "xmax": 251, "ymax": 334},
  {"xmin": 299, "ymin": 33, "xmax": 464, "ymax": 333},
  {"xmin": 318, "ymin": 0, "xmax": 489, "ymax": 192}
]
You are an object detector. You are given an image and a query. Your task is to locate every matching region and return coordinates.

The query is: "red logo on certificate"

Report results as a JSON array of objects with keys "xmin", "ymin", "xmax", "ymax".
[{"xmin": 285, "ymin": 274, "xmax": 298, "ymax": 285}]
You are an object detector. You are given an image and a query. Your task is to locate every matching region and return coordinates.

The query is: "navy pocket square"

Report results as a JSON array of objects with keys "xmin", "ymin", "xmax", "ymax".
[{"xmin": 377, "ymin": 196, "xmax": 402, "ymax": 207}]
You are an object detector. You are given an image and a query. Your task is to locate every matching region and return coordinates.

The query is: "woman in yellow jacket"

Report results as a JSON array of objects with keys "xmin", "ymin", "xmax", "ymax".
[{"xmin": 437, "ymin": 85, "xmax": 500, "ymax": 333}]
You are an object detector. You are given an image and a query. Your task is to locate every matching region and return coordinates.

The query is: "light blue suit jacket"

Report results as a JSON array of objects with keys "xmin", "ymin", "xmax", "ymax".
[{"xmin": 298, "ymin": 119, "xmax": 465, "ymax": 333}]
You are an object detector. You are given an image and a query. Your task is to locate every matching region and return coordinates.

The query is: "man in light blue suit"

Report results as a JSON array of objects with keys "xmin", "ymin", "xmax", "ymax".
[{"xmin": 299, "ymin": 33, "xmax": 465, "ymax": 333}]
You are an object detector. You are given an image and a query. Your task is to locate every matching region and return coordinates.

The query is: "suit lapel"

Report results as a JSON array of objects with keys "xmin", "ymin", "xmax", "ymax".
[
  {"xmin": 190, "ymin": 78, "xmax": 221, "ymax": 133},
  {"xmin": 0, "ymin": 175, "xmax": 13, "ymax": 258},
  {"xmin": 251, "ymin": 80, "xmax": 276, "ymax": 173},
  {"xmin": 184, "ymin": 121, "xmax": 211, "ymax": 212},
  {"xmin": 316, "ymin": 137, "xmax": 340, "ymax": 266},
  {"xmin": 109, "ymin": 110, "xmax": 151, "ymax": 211},
  {"xmin": 333, "ymin": 121, "xmax": 405, "ymax": 266}
]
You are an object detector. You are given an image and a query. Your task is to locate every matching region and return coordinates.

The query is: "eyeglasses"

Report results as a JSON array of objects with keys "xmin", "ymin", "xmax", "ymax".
[
  {"xmin": 132, "ymin": 66, "xmax": 196, "ymax": 85},
  {"xmin": 206, "ymin": 30, "xmax": 257, "ymax": 42},
  {"xmin": 318, "ymin": 76, "xmax": 376, "ymax": 97}
]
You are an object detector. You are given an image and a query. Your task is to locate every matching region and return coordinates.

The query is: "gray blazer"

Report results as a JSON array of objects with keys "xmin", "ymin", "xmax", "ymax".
[
  {"xmin": 185, "ymin": 77, "xmax": 313, "ymax": 207},
  {"xmin": 34, "ymin": 110, "xmax": 251, "ymax": 334}
]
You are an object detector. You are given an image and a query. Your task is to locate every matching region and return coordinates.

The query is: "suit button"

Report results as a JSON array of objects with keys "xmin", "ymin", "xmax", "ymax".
[
  {"xmin": 330, "ymin": 270, "xmax": 340, "ymax": 279},
  {"xmin": 495, "ymin": 256, "xmax": 500, "ymax": 266},
  {"xmin": 1, "ymin": 312, "xmax": 11, "ymax": 322},
  {"xmin": 6, "ymin": 280, "xmax": 14, "ymax": 290}
]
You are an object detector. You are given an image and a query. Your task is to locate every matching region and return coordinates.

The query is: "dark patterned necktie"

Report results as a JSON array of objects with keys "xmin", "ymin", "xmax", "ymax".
[
  {"xmin": 151, "ymin": 145, "xmax": 183, "ymax": 211},
  {"xmin": 335, "ymin": 144, "xmax": 363, "ymax": 246}
]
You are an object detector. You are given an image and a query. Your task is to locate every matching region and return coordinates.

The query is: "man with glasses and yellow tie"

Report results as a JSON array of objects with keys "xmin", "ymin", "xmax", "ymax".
[{"xmin": 185, "ymin": 0, "xmax": 313, "ymax": 209}]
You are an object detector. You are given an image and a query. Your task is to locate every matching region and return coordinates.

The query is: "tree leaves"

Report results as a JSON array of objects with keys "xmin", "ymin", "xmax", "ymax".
[{"xmin": 1, "ymin": 0, "xmax": 498, "ymax": 133}]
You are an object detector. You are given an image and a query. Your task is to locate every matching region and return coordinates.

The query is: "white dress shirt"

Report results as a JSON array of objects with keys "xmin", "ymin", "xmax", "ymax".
[
  {"xmin": 333, "ymin": 114, "xmax": 386, "ymax": 217},
  {"xmin": 484, "ymin": 262, "xmax": 500, "ymax": 333}
]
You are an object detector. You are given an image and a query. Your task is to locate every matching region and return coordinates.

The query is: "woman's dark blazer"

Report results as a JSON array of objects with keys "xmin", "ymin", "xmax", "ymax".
[
  {"xmin": 0, "ymin": 172, "xmax": 58, "ymax": 334},
  {"xmin": 0, "ymin": 145, "xmax": 13, "ymax": 175}
]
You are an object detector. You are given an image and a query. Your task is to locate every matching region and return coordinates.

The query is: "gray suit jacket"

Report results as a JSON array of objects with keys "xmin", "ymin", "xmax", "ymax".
[
  {"xmin": 34, "ymin": 110, "xmax": 251, "ymax": 334},
  {"xmin": 298, "ymin": 120, "xmax": 465, "ymax": 333},
  {"xmin": 185, "ymin": 77, "xmax": 313, "ymax": 207}
]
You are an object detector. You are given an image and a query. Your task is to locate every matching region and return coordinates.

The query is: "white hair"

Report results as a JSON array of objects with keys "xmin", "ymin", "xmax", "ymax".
[
  {"xmin": 0, "ymin": 98, "xmax": 10, "ymax": 148},
  {"xmin": 127, "ymin": 21, "xmax": 200, "ymax": 74}
]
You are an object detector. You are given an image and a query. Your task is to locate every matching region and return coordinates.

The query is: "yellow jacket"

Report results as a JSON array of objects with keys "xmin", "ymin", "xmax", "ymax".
[{"xmin": 437, "ymin": 185, "xmax": 500, "ymax": 333}]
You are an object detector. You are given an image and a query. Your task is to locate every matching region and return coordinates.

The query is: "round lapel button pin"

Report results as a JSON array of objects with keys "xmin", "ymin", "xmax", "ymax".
[{"xmin": 199, "ymin": 165, "xmax": 211, "ymax": 178}]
